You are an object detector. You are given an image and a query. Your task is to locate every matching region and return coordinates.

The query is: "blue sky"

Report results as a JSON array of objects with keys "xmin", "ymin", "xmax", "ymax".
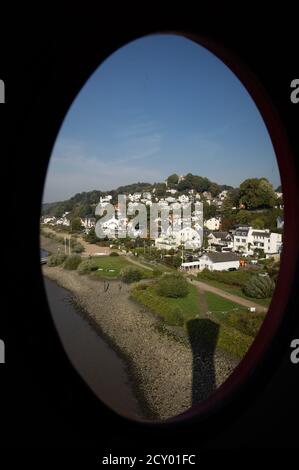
[{"xmin": 43, "ymin": 34, "xmax": 280, "ymax": 202}]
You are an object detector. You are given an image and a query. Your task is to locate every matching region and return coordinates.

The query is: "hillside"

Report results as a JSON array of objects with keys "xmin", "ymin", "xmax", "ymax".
[{"xmin": 42, "ymin": 173, "xmax": 233, "ymax": 218}]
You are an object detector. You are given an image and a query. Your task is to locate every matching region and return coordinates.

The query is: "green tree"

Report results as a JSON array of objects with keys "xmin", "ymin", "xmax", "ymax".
[
  {"xmin": 203, "ymin": 203, "xmax": 217, "ymax": 220},
  {"xmin": 120, "ymin": 267, "xmax": 143, "ymax": 283},
  {"xmin": 71, "ymin": 217, "xmax": 83, "ymax": 232},
  {"xmin": 154, "ymin": 183, "xmax": 167, "ymax": 197},
  {"xmin": 239, "ymin": 178, "xmax": 276, "ymax": 210},
  {"xmin": 243, "ymin": 275, "xmax": 275, "ymax": 298},
  {"xmin": 167, "ymin": 174, "xmax": 179, "ymax": 188},
  {"xmin": 84, "ymin": 226, "xmax": 98, "ymax": 244},
  {"xmin": 209, "ymin": 182, "xmax": 221, "ymax": 197},
  {"xmin": 156, "ymin": 273, "xmax": 189, "ymax": 298},
  {"xmin": 221, "ymin": 191, "xmax": 237, "ymax": 217},
  {"xmin": 235, "ymin": 210, "xmax": 251, "ymax": 225},
  {"xmin": 64, "ymin": 254, "xmax": 82, "ymax": 270},
  {"xmin": 252, "ymin": 218, "xmax": 265, "ymax": 229}
]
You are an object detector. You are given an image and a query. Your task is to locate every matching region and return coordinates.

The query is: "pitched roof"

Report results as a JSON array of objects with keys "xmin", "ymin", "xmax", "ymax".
[
  {"xmin": 252, "ymin": 231, "xmax": 270, "ymax": 238},
  {"xmin": 201, "ymin": 252, "xmax": 240, "ymax": 263},
  {"xmin": 235, "ymin": 227, "xmax": 250, "ymax": 236},
  {"xmin": 212, "ymin": 231, "xmax": 230, "ymax": 239}
]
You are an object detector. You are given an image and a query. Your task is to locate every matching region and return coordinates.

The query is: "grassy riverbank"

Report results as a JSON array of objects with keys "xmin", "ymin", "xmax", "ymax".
[
  {"xmin": 131, "ymin": 279, "xmax": 262, "ymax": 360},
  {"xmin": 43, "ymin": 265, "xmax": 239, "ymax": 420}
]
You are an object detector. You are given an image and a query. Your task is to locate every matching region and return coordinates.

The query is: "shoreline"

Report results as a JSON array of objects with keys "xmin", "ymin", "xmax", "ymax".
[
  {"xmin": 42, "ymin": 264, "xmax": 239, "ymax": 420},
  {"xmin": 66, "ymin": 286, "xmax": 159, "ymax": 421}
]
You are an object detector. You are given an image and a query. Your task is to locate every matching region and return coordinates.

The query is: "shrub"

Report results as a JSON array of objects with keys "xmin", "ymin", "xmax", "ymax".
[
  {"xmin": 156, "ymin": 273, "xmax": 189, "ymax": 298},
  {"xmin": 242, "ymin": 274, "xmax": 275, "ymax": 298},
  {"xmin": 72, "ymin": 242, "xmax": 84, "ymax": 253},
  {"xmin": 134, "ymin": 282, "xmax": 148, "ymax": 291},
  {"xmin": 47, "ymin": 253, "xmax": 67, "ymax": 267},
  {"xmin": 170, "ymin": 307, "xmax": 184, "ymax": 326},
  {"xmin": 234, "ymin": 311, "xmax": 266, "ymax": 337},
  {"xmin": 152, "ymin": 269, "xmax": 163, "ymax": 277},
  {"xmin": 63, "ymin": 254, "xmax": 82, "ymax": 270},
  {"xmin": 109, "ymin": 251, "xmax": 119, "ymax": 256},
  {"xmin": 77, "ymin": 259, "xmax": 98, "ymax": 275},
  {"xmin": 197, "ymin": 268, "xmax": 254, "ymax": 288},
  {"xmin": 120, "ymin": 267, "xmax": 143, "ymax": 283}
]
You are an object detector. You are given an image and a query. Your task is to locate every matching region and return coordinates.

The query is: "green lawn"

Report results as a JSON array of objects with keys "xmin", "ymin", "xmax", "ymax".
[
  {"xmin": 205, "ymin": 291, "xmax": 248, "ymax": 314},
  {"xmin": 130, "ymin": 256, "xmax": 176, "ymax": 273},
  {"xmin": 200, "ymin": 291, "xmax": 266, "ymax": 356},
  {"xmin": 186, "ymin": 318, "xmax": 254, "ymax": 359},
  {"xmin": 131, "ymin": 282, "xmax": 254, "ymax": 359},
  {"xmin": 131, "ymin": 282, "xmax": 202, "ymax": 326},
  {"xmin": 197, "ymin": 278, "xmax": 271, "ymax": 307},
  {"xmin": 89, "ymin": 256, "xmax": 142, "ymax": 279}
]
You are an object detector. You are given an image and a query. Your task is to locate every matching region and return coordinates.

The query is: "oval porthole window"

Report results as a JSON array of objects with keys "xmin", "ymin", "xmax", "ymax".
[{"xmin": 40, "ymin": 34, "xmax": 284, "ymax": 422}]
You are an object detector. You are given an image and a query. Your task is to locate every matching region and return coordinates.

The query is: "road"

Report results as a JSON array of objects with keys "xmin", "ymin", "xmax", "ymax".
[{"xmin": 189, "ymin": 279, "xmax": 267, "ymax": 312}]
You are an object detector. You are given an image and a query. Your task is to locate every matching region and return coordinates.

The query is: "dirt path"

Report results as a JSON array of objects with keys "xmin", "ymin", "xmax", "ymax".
[
  {"xmin": 123, "ymin": 255, "xmax": 153, "ymax": 271},
  {"xmin": 197, "ymin": 287, "xmax": 209, "ymax": 316},
  {"xmin": 191, "ymin": 279, "xmax": 267, "ymax": 312},
  {"xmin": 41, "ymin": 227, "xmax": 111, "ymax": 256}
]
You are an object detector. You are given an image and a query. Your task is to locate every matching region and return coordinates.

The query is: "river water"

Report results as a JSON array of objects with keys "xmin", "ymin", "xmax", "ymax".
[{"xmin": 43, "ymin": 277, "xmax": 144, "ymax": 420}]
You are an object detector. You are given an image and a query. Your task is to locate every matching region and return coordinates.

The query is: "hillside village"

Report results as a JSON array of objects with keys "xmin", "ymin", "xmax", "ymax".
[
  {"xmin": 42, "ymin": 173, "xmax": 283, "ymax": 272},
  {"xmin": 42, "ymin": 173, "xmax": 284, "ymax": 383}
]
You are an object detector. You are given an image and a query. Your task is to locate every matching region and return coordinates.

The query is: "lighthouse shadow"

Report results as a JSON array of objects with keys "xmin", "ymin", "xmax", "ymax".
[{"xmin": 186, "ymin": 318, "xmax": 219, "ymax": 405}]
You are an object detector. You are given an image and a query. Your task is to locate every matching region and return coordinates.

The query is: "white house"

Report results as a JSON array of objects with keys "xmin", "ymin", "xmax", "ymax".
[
  {"xmin": 181, "ymin": 252, "xmax": 240, "ymax": 272},
  {"xmin": 155, "ymin": 235, "xmax": 178, "ymax": 251},
  {"xmin": 128, "ymin": 193, "xmax": 142, "ymax": 202},
  {"xmin": 155, "ymin": 226, "xmax": 202, "ymax": 251},
  {"xmin": 165, "ymin": 196, "xmax": 177, "ymax": 203},
  {"xmin": 166, "ymin": 188, "xmax": 177, "ymax": 195},
  {"xmin": 100, "ymin": 195, "xmax": 112, "ymax": 204},
  {"xmin": 233, "ymin": 226, "xmax": 283, "ymax": 256},
  {"xmin": 43, "ymin": 216, "xmax": 56, "ymax": 224},
  {"xmin": 208, "ymin": 231, "xmax": 233, "ymax": 250},
  {"xmin": 233, "ymin": 226, "xmax": 251, "ymax": 254},
  {"xmin": 174, "ymin": 227, "xmax": 202, "ymax": 250},
  {"xmin": 56, "ymin": 216, "xmax": 70, "ymax": 227},
  {"xmin": 198, "ymin": 252, "xmax": 240, "ymax": 271},
  {"xmin": 80, "ymin": 217, "xmax": 96, "ymax": 229},
  {"xmin": 251, "ymin": 230, "xmax": 282, "ymax": 255},
  {"xmin": 178, "ymin": 194, "xmax": 189, "ymax": 204},
  {"xmin": 218, "ymin": 190, "xmax": 228, "ymax": 200},
  {"xmin": 204, "ymin": 217, "xmax": 221, "ymax": 231}
]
